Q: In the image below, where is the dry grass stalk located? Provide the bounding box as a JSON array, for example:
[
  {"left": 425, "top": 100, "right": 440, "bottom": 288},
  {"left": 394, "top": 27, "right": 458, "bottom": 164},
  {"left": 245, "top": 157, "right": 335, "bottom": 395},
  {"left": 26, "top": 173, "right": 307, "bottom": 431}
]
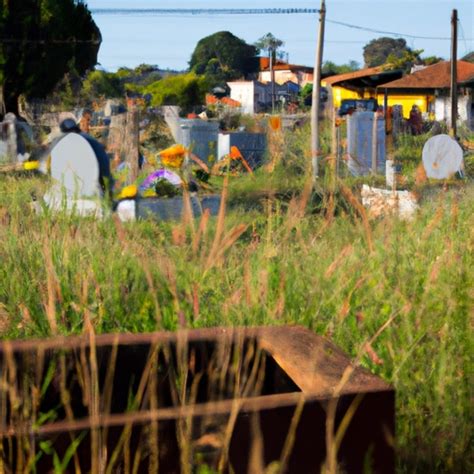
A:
[
  {"left": 41, "top": 240, "right": 59, "bottom": 335},
  {"left": 192, "top": 208, "right": 210, "bottom": 256},
  {"left": 339, "top": 183, "right": 374, "bottom": 253}
]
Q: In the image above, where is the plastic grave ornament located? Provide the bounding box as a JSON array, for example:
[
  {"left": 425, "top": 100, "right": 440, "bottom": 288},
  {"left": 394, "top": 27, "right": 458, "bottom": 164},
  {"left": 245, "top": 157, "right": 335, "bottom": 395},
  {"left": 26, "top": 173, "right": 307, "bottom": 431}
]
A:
[
  {"left": 43, "top": 133, "right": 102, "bottom": 217},
  {"left": 422, "top": 134, "right": 464, "bottom": 179}
]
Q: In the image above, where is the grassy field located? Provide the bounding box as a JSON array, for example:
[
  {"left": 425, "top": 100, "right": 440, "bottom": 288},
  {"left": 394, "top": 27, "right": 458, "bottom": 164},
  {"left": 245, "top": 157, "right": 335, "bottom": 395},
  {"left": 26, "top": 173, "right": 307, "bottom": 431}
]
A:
[
  {"left": 0, "top": 122, "right": 473, "bottom": 472},
  {"left": 0, "top": 172, "right": 472, "bottom": 472}
]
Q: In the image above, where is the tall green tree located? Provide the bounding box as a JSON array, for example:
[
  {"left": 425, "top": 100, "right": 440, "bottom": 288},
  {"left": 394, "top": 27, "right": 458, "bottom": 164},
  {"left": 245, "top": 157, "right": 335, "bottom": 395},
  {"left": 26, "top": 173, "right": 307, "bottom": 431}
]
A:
[
  {"left": 254, "top": 33, "right": 285, "bottom": 112},
  {"left": 363, "top": 37, "right": 412, "bottom": 67},
  {"left": 0, "top": 0, "right": 101, "bottom": 116},
  {"left": 189, "top": 31, "right": 258, "bottom": 86},
  {"left": 254, "top": 32, "right": 284, "bottom": 62}
]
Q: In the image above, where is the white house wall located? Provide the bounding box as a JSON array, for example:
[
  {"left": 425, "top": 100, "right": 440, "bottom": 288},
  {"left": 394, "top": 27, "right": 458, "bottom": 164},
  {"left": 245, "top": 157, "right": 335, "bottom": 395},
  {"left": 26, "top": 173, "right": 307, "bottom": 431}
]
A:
[
  {"left": 435, "top": 94, "right": 472, "bottom": 124},
  {"left": 228, "top": 82, "right": 255, "bottom": 115}
]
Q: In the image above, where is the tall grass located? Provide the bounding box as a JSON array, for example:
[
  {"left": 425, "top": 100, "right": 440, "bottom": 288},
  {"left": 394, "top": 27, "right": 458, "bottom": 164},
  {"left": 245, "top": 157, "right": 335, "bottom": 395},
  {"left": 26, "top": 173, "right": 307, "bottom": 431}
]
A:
[{"left": 0, "top": 172, "right": 472, "bottom": 472}]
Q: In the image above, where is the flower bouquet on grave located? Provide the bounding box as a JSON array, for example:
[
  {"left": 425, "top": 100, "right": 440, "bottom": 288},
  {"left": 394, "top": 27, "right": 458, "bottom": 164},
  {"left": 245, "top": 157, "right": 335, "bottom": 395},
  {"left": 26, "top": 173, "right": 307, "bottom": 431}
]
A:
[
  {"left": 133, "top": 144, "right": 188, "bottom": 198},
  {"left": 211, "top": 146, "right": 253, "bottom": 176}
]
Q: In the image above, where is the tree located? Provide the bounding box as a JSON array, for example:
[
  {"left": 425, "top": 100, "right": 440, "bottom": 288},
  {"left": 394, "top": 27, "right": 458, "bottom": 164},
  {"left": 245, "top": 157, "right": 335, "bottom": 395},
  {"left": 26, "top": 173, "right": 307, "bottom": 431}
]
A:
[
  {"left": 82, "top": 70, "right": 124, "bottom": 99},
  {"left": 422, "top": 56, "right": 444, "bottom": 66},
  {"left": 385, "top": 48, "right": 423, "bottom": 72},
  {"left": 0, "top": 0, "right": 101, "bottom": 115},
  {"left": 255, "top": 33, "right": 285, "bottom": 61},
  {"left": 189, "top": 31, "right": 258, "bottom": 86},
  {"left": 142, "top": 73, "right": 208, "bottom": 114},
  {"left": 255, "top": 33, "right": 285, "bottom": 111},
  {"left": 363, "top": 37, "right": 412, "bottom": 67},
  {"left": 322, "top": 60, "right": 360, "bottom": 76}
]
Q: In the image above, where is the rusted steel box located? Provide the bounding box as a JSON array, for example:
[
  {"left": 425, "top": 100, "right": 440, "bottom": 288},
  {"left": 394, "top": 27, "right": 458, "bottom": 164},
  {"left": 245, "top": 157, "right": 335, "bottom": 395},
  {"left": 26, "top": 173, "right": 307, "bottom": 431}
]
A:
[{"left": 0, "top": 327, "right": 394, "bottom": 473}]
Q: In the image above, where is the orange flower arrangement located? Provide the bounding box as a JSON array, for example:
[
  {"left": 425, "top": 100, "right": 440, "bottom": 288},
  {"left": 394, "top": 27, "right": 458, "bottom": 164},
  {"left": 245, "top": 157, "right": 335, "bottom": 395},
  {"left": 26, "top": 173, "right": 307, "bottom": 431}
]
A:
[
  {"left": 269, "top": 116, "right": 282, "bottom": 131},
  {"left": 159, "top": 144, "right": 187, "bottom": 169}
]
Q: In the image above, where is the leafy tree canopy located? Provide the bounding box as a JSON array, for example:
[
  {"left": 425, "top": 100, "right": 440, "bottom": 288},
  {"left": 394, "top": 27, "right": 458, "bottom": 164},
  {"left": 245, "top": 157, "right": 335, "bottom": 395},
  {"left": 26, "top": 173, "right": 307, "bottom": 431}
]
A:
[
  {"left": 384, "top": 48, "right": 424, "bottom": 72},
  {"left": 0, "top": 0, "right": 101, "bottom": 115},
  {"left": 255, "top": 33, "right": 284, "bottom": 58},
  {"left": 82, "top": 70, "right": 124, "bottom": 99},
  {"left": 363, "top": 37, "right": 412, "bottom": 67},
  {"left": 322, "top": 60, "right": 360, "bottom": 76},
  {"left": 422, "top": 55, "right": 444, "bottom": 66},
  {"left": 142, "top": 73, "right": 208, "bottom": 114},
  {"left": 189, "top": 31, "right": 258, "bottom": 86}
]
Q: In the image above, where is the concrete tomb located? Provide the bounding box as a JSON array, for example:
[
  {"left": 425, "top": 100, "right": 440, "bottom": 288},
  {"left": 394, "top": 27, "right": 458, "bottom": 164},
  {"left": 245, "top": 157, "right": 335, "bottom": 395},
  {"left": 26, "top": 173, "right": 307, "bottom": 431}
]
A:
[{"left": 0, "top": 326, "right": 395, "bottom": 473}]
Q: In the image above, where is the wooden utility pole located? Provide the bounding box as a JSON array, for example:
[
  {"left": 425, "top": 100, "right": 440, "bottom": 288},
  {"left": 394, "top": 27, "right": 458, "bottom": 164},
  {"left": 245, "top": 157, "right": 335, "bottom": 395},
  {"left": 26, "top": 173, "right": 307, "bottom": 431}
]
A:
[
  {"left": 311, "top": 0, "right": 326, "bottom": 180},
  {"left": 124, "top": 104, "right": 140, "bottom": 184},
  {"left": 270, "top": 49, "right": 275, "bottom": 113},
  {"left": 450, "top": 9, "right": 458, "bottom": 138}
]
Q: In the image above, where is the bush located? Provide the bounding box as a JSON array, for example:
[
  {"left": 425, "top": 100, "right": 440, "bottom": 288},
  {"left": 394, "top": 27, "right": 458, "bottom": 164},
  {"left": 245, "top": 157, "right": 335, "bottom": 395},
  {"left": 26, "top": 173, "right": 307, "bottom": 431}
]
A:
[{"left": 142, "top": 73, "right": 209, "bottom": 114}]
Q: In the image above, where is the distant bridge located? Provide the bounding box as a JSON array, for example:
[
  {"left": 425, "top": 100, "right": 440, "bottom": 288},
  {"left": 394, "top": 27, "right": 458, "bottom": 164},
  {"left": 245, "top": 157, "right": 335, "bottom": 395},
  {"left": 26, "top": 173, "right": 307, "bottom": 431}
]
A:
[{"left": 91, "top": 8, "right": 319, "bottom": 16}]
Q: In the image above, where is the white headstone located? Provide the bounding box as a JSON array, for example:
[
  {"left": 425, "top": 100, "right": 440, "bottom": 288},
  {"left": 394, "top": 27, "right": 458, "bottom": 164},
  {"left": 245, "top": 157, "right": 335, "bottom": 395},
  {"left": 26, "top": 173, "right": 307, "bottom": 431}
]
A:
[
  {"left": 50, "top": 133, "right": 100, "bottom": 198},
  {"left": 422, "top": 134, "right": 464, "bottom": 179}
]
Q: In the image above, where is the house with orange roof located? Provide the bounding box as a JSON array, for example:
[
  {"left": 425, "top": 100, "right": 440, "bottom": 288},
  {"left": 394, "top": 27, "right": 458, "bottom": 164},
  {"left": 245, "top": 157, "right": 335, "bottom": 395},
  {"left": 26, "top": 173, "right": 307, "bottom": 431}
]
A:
[
  {"left": 379, "top": 61, "right": 474, "bottom": 126},
  {"left": 258, "top": 57, "right": 314, "bottom": 87},
  {"left": 322, "top": 66, "right": 403, "bottom": 108}
]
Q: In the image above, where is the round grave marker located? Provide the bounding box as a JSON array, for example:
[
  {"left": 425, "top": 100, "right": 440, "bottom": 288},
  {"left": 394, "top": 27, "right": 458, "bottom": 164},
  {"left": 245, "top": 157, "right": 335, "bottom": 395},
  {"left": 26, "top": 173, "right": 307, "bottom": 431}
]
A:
[{"left": 422, "top": 134, "right": 463, "bottom": 179}]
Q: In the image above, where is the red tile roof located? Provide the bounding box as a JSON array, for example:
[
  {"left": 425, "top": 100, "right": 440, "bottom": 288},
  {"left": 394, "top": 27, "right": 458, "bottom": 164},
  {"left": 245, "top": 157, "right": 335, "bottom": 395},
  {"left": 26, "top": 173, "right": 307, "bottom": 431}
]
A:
[
  {"left": 259, "top": 57, "right": 313, "bottom": 73},
  {"left": 381, "top": 61, "right": 474, "bottom": 89},
  {"left": 323, "top": 66, "right": 386, "bottom": 85}
]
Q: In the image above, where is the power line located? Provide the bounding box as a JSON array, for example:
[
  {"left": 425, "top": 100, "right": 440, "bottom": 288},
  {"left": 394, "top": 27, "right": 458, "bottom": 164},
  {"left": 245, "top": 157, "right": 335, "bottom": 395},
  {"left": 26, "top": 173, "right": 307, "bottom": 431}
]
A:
[
  {"left": 458, "top": 21, "right": 472, "bottom": 56},
  {"left": 326, "top": 18, "right": 473, "bottom": 41}
]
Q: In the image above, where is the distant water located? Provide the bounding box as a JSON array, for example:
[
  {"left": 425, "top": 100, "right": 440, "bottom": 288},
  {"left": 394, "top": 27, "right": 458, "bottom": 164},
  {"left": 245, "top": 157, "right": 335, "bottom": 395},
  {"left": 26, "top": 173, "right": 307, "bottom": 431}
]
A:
[{"left": 91, "top": 8, "right": 320, "bottom": 71}]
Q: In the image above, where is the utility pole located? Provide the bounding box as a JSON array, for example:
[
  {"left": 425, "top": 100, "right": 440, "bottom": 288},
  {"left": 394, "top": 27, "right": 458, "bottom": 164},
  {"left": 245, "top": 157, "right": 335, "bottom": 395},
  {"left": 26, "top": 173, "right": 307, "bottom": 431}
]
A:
[
  {"left": 311, "top": 0, "right": 326, "bottom": 180},
  {"left": 270, "top": 48, "right": 275, "bottom": 113},
  {"left": 450, "top": 8, "right": 458, "bottom": 138}
]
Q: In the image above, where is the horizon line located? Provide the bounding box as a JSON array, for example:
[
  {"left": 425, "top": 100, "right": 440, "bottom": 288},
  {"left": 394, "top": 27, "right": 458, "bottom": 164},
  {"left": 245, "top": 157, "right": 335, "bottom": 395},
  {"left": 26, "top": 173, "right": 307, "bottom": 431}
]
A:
[{"left": 90, "top": 8, "right": 319, "bottom": 15}]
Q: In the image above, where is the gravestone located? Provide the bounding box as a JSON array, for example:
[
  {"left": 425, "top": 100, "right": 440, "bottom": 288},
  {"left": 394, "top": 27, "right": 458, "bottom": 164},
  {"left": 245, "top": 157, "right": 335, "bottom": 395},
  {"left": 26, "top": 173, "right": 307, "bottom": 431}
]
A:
[
  {"left": 218, "top": 132, "right": 267, "bottom": 169},
  {"left": 178, "top": 119, "right": 219, "bottom": 164},
  {"left": 43, "top": 133, "right": 102, "bottom": 216},
  {"left": 347, "top": 112, "right": 386, "bottom": 176},
  {"left": 422, "top": 134, "right": 464, "bottom": 179},
  {"left": 0, "top": 114, "right": 17, "bottom": 164}
]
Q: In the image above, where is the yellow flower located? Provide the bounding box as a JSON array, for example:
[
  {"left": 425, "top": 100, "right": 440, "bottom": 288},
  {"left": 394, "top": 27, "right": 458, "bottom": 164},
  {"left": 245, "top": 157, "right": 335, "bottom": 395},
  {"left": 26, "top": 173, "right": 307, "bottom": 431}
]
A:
[
  {"left": 159, "top": 144, "right": 187, "bottom": 169},
  {"left": 23, "top": 161, "right": 39, "bottom": 171},
  {"left": 119, "top": 184, "right": 138, "bottom": 199}
]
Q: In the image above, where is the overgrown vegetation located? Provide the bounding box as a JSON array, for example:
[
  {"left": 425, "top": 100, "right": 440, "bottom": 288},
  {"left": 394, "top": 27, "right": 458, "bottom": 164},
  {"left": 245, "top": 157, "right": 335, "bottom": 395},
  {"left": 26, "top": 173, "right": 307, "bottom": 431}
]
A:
[{"left": 0, "top": 146, "right": 472, "bottom": 471}]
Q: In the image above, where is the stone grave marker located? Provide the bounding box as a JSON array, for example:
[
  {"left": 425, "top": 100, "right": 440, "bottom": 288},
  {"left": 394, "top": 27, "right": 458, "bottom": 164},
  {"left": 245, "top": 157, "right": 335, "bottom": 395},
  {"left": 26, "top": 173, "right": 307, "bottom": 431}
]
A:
[
  {"left": 43, "top": 133, "right": 102, "bottom": 216},
  {"left": 422, "top": 134, "right": 464, "bottom": 179}
]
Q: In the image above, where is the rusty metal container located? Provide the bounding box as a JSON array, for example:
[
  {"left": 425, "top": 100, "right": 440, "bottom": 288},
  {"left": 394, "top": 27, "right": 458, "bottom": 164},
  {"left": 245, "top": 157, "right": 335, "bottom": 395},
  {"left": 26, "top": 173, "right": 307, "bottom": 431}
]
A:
[{"left": 0, "top": 326, "right": 394, "bottom": 473}]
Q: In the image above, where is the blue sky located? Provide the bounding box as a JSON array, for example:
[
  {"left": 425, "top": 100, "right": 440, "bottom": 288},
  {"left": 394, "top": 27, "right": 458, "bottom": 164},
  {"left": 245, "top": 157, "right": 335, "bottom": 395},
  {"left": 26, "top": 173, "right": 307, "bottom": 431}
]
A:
[{"left": 86, "top": 1, "right": 473, "bottom": 71}]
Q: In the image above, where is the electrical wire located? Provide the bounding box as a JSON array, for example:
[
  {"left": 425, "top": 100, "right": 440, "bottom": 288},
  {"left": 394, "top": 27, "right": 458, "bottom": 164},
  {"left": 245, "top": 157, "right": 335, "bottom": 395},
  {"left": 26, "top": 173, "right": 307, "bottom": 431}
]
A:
[
  {"left": 326, "top": 18, "right": 471, "bottom": 41},
  {"left": 458, "top": 21, "right": 472, "bottom": 57},
  {"left": 0, "top": 12, "right": 471, "bottom": 45}
]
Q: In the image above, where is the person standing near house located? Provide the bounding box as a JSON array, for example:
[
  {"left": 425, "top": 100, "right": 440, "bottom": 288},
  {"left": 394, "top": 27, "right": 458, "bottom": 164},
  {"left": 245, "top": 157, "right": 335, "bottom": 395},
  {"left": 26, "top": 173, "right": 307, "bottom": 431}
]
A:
[{"left": 409, "top": 105, "right": 423, "bottom": 135}]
